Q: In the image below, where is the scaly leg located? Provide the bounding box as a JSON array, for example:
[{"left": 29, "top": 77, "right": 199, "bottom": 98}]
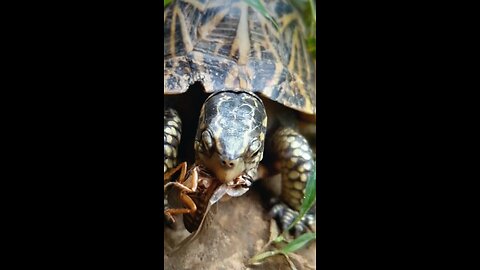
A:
[
  {"left": 164, "top": 108, "right": 182, "bottom": 223},
  {"left": 267, "top": 127, "right": 316, "bottom": 236},
  {"left": 164, "top": 108, "right": 182, "bottom": 174}
]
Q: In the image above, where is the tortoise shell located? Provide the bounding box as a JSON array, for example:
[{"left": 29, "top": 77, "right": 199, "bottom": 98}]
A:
[{"left": 164, "top": 0, "right": 316, "bottom": 115}]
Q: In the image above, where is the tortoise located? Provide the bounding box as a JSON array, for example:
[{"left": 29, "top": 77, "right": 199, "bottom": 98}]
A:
[{"left": 164, "top": 0, "right": 316, "bottom": 235}]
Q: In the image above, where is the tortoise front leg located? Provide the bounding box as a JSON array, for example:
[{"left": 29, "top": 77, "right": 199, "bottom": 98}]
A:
[
  {"left": 164, "top": 108, "right": 182, "bottom": 219},
  {"left": 164, "top": 108, "right": 182, "bottom": 174},
  {"left": 267, "top": 127, "right": 316, "bottom": 236}
]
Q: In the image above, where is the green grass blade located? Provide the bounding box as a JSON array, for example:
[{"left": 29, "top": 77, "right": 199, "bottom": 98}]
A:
[
  {"left": 243, "top": 0, "right": 279, "bottom": 30},
  {"left": 273, "top": 235, "right": 285, "bottom": 243},
  {"left": 248, "top": 250, "right": 281, "bottom": 265},
  {"left": 306, "top": 37, "right": 316, "bottom": 58},
  {"left": 300, "top": 165, "right": 316, "bottom": 216},
  {"left": 286, "top": 165, "right": 316, "bottom": 232},
  {"left": 308, "top": 0, "right": 316, "bottom": 23},
  {"left": 164, "top": 0, "right": 172, "bottom": 8},
  {"left": 281, "top": 232, "right": 316, "bottom": 253}
]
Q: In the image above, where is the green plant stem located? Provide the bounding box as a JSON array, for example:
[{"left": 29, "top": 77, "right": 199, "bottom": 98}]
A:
[
  {"left": 309, "top": 0, "right": 316, "bottom": 23},
  {"left": 248, "top": 250, "right": 280, "bottom": 265}
]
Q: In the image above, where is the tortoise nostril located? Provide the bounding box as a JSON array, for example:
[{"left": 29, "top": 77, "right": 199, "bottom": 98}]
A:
[{"left": 220, "top": 158, "right": 236, "bottom": 168}]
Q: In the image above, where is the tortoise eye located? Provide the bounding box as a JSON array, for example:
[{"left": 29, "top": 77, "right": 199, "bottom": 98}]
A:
[
  {"left": 248, "top": 139, "right": 261, "bottom": 157},
  {"left": 202, "top": 130, "right": 213, "bottom": 151}
]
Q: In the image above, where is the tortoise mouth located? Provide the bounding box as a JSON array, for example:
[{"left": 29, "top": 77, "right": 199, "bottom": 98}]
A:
[
  {"left": 212, "top": 162, "right": 245, "bottom": 183},
  {"left": 210, "top": 175, "right": 252, "bottom": 205},
  {"left": 198, "top": 152, "right": 245, "bottom": 183}
]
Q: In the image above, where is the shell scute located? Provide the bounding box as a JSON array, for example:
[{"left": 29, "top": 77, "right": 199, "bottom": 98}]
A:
[{"left": 164, "top": 0, "right": 316, "bottom": 115}]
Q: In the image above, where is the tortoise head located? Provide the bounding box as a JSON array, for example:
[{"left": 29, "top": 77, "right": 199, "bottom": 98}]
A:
[{"left": 194, "top": 91, "right": 267, "bottom": 184}]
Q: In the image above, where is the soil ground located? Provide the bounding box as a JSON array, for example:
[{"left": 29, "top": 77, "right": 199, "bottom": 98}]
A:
[{"left": 164, "top": 186, "right": 316, "bottom": 270}]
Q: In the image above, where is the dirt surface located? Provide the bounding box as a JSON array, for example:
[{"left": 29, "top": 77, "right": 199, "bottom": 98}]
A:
[{"left": 164, "top": 187, "right": 316, "bottom": 270}]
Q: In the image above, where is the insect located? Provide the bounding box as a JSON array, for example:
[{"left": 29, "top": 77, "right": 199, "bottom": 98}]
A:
[{"left": 164, "top": 162, "right": 251, "bottom": 233}]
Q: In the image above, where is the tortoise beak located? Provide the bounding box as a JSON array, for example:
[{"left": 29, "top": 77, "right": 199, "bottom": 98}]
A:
[{"left": 200, "top": 153, "right": 245, "bottom": 183}]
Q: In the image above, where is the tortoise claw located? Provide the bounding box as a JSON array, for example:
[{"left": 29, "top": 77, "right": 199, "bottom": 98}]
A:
[{"left": 269, "top": 201, "right": 316, "bottom": 236}]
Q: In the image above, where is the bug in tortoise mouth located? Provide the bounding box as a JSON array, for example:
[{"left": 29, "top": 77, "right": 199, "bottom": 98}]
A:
[
  {"left": 164, "top": 161, "right": 251, "bottom": 233},
  {"left": 164, "top": 161, "right": 256, "bottom": 252},
  {"left": 164, "top": 0, "right": 316, "bottom": 238}
]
